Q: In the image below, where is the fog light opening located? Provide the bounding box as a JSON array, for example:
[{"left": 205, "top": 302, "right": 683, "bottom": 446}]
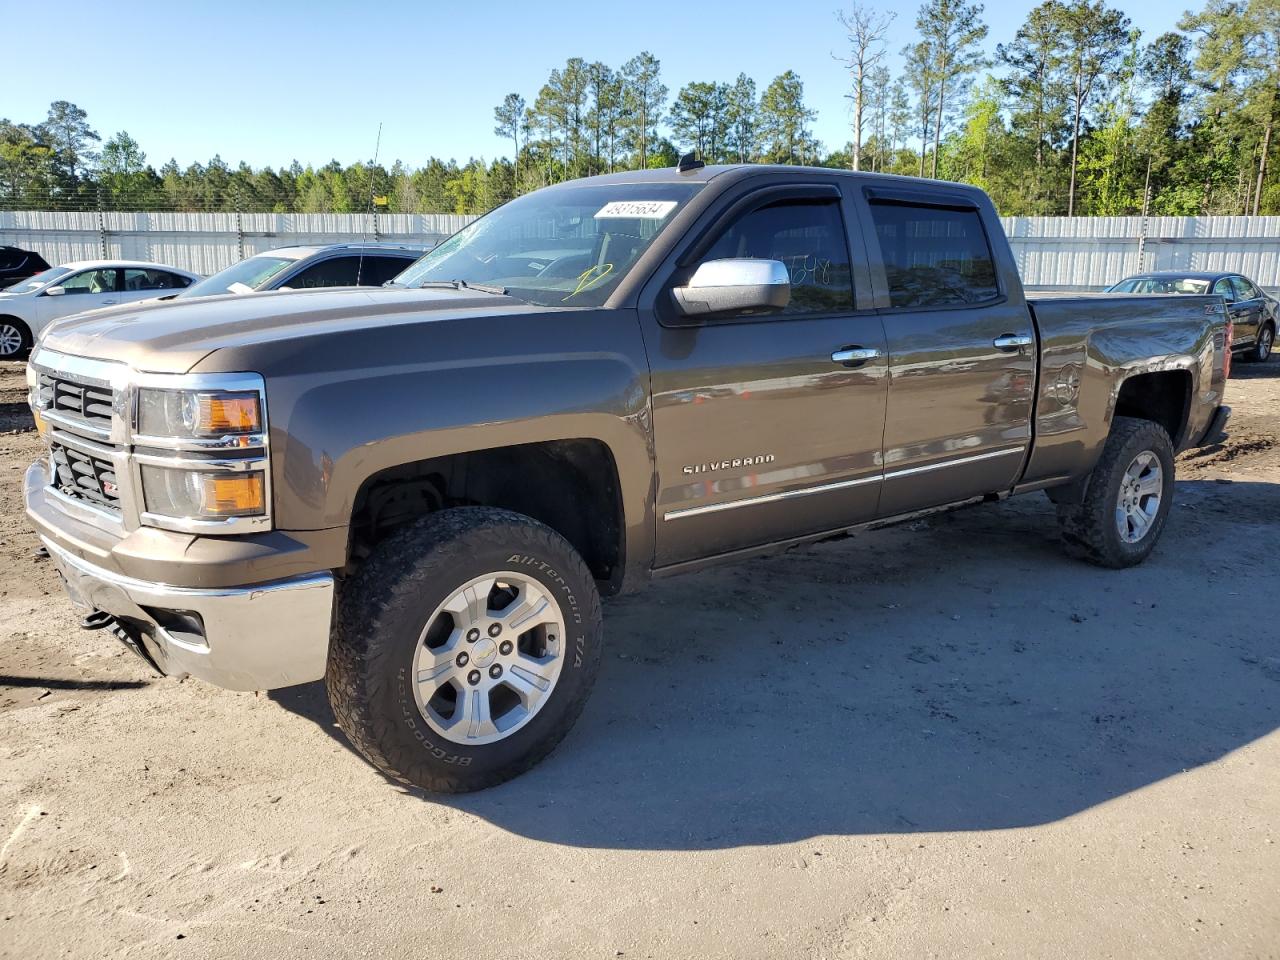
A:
[{"left": 140, "top": 606, "right": 208, "bottom": 648}]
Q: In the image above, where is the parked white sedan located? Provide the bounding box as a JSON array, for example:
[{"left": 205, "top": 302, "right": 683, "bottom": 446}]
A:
[{"left": 0, "top": 260, "right": 200, "bottom": 358}]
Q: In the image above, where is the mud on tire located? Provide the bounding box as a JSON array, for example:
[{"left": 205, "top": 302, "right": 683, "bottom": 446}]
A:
[{"left": 326, "top": 507, "right": 603, "bottom": 793}]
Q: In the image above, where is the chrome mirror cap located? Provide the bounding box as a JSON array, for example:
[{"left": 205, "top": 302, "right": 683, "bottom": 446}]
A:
[{"left": 673, "top": 258, "right": 791, "bottom": 317}]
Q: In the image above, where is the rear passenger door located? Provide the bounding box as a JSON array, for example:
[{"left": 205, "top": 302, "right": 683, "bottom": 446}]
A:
[
  {"left": 640, "top": 179, "right": 888, "bottom": 567},
  {"left": 860, "top": 188, "right": 1035, "bottom": 518},
  {"left": 1228, "top": 276, "right": 1264, "bottom": 345}
]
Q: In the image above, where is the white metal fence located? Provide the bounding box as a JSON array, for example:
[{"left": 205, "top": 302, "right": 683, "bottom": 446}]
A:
[
  {"left": 4, "top": 211, "right": 1280, "bottom": 290},
  {"left": 1001, "top": 215, "right": 1280, "bottom": 290},
  {"left": 0, "top": 211, "right": 474, "bottom": 277}
]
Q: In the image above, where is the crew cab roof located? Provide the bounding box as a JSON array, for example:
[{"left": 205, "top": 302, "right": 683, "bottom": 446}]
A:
[{"left": 550, "top": 164, "right": 991, "bottom": 199}]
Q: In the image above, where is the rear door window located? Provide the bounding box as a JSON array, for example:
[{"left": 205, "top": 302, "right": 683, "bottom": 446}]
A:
[
  {"left": 358, "top": 255, "right": 416, "bottom": 287},
  {"left": 869, "top": 201, "right": 998, "bottom": 308},
  {"left": 282, "top": 256, "right": 362, "bottom": 289},
  {"left": 123, "top": 268, "right": 188, "bottom": 291},
  {"left": 1231, "top": 277, "right": 1261, "bottom": 302}
]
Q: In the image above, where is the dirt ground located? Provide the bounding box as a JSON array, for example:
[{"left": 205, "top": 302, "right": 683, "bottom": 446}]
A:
[{"left": 0, "top": 358, "right": 1277, "bottom": 960}]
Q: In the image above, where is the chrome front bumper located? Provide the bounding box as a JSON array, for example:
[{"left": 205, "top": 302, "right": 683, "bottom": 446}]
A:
[{"left": 42, "top": 536, "right": 334, "bottom": 692}]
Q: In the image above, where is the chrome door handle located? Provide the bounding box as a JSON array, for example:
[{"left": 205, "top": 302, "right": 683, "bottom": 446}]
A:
[
  {"left": 993, "top": 334, "right": 1033, "bottom": 351},
  {"left": 831, "top": 347, "right": 881, "bottom": 366},
  {"left": 101, "top": 299, "right": 117, "bottom": 305}
]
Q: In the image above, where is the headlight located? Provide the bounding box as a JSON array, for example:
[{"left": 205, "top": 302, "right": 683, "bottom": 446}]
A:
[
  {"left": 137, "top": 388, "right": 262, "bottom": 441},
  {"left": 140, "top": 466, "right": 266, "bottom": 519},
  {"left": 131, "top": 374, "right": 270, "bottom": 531}
]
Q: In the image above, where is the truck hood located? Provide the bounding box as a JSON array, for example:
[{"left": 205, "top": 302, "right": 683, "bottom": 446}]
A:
[{"left": 38, "top": 287, "right": 545, "bottom": 373}]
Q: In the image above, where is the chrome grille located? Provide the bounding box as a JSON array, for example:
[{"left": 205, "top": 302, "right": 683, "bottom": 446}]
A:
[
  {"left": 50, "top": 440, "right": 121, "bottom": 513},
  {"left": 36, "top": 372, "right": 114, "bottom": 426}
]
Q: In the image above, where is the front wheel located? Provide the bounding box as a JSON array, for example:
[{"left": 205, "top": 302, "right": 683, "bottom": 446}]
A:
[
  {"left": 0, "top": 317, "right": 31, "bottom": 360},
  {"left": 327, "top": 507, "right": 603, "bottom": 793},
  {"left": 1055, "top": 416, "right": 1175, "bottom": 568}
]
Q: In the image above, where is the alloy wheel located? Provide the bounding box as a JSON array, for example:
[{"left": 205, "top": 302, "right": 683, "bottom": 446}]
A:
[
  {"left": 411, "top": 572, "right": 567, "bottom": 745},
  {"left": 1115, "top": 451, "right": 1163, "bottom": 543}
]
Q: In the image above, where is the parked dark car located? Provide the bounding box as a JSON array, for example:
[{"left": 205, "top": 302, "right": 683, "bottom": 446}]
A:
[
  {"left": 169, "top": 243, "right": 427, "bottom": 300},
  {"left": 1107, "top": 271, "right": 1276, "bottom": 363},
  {"left": 0, "top": 246, "right": 51, "bottom": 290}
]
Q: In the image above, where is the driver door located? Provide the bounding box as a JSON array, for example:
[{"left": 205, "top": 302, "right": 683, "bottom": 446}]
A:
[
  {"left": 37, "top": 267, "right": 121, "bottom": 327},
  {"left": 639, "top": 180, "right": 888, "bottom": 567}
]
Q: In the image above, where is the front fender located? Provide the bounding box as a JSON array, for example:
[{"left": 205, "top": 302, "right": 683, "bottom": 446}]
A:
[{"left": 193, "top": 307, "right": 656, "bottom": 578}]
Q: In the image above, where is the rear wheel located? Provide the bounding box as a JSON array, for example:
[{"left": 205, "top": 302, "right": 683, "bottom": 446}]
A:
[
  {"left": 1055, "top": 416, "right": 1175, "bottom": 568},
  {"left": 1244, "top": 323, "right": 1274, "bottom": 363},
  {"left": 0, "top": 317, "right": 31, "bottom": 359},
  {"left": 327, "top": 507, "right": 603, "bottom": 793}
]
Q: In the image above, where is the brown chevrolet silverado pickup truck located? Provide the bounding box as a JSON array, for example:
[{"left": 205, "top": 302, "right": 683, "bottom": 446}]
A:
[{"left": 24, "top": 164, "right": 1231, "bottom": 792}]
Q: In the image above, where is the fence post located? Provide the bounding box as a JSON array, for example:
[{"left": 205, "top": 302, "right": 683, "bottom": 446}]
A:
[
  {"left": 1135, "top": 182, "right": 1152, "bottom": 274},
  {"left": 96, "top": 186, "right": 107, "bottom": 259},
  {"left": 235, "top": 210, "right": 244, "bottom": 262}
]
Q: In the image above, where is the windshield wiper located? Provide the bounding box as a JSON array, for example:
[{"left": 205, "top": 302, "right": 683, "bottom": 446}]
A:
[{"left": 415, "top": 279, "right": 508, "bottom": 296}]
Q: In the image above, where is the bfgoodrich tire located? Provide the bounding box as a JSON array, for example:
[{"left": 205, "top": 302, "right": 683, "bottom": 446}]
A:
[
  {"left": 327, "top": 507, "right": 603, "bottom": 793},
  {"left": 1055, "top": 416, "right": 1176, "bottom": 569}
]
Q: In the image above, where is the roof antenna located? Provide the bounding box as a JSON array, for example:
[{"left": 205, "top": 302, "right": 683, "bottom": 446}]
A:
[
  {"left": 677, "top": 151, "right": 705, "bottom": 173},
  {"left": 357, "top": 122, "right": 383, "bottom": 287}
]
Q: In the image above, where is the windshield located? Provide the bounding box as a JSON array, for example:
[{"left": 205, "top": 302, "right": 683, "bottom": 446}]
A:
[
  {"left": 5, "top": 266, "right": 70, "bottom": 294},
  {"left": 393, "top": 183, "right": 702, "bottom": 307},
  {"left": 177, "top": 255, "right": 296, "bottom": 299},
  {"left": 1108, "top": 276, "right": 1212, "bottom": 295}
]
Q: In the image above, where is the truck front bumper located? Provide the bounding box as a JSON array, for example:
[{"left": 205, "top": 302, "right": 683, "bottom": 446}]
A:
[
  {"left": 27, "top": 459, "right": 335, "bottom": 692},
  {"left": 42, "top": 536, "right": 333, "bottom": 691}
]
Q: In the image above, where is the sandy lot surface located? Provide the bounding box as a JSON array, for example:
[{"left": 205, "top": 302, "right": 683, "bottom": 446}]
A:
[{"left": 1, "top": 358, "right": 1277, "bottom": 960}]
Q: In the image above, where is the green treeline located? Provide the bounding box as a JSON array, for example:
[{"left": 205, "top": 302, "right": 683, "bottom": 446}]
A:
[{"left": 3, "top": 0, "right": 1278, "bottom": 217}]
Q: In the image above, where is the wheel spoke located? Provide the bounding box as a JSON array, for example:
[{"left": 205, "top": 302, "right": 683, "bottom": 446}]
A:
[
  {"left": 505, "top": 660, "right": 555, "bottom": 707},
  {"left": 500, "top": 582, "right": 557, "bottom": 633},
  {"left": 416, "top": 657, "right": 455, "bottom": 688},
  {"left": 1128, "top": 505, "right": 1150, "bottom": 537},
  {"left": 453, "top": 685, "right": 497, "bottom": 740},
  {"left": 443, "top": 577, "right": 496, "bottom": 628},
  {"left": 1136, "top": 473, "right": 1162, "bottom": 498}
]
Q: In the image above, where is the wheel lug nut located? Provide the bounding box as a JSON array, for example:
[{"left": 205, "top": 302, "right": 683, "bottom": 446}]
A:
[
  {"left": 456, "top": 652, "right": 469, "bottom": 667},
  {"left": 499, "top": 640, "right": 513, "bottom": 655},
  {"left": 489, "top": 664, "right": 502, "bottom": 679},
  {"left": 466, "top": 628, "right": 480, "bottom": 642},
  {"left": 467, "top": 669, "right": 481, "bottom": 685},
  {"left": 488, "top": 623, "right": 502, "bottom": 637}
]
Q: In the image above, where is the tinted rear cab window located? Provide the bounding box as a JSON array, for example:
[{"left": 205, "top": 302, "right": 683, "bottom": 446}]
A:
[{"left": 869, "top": 201, "right": 998, "bottom": 308}]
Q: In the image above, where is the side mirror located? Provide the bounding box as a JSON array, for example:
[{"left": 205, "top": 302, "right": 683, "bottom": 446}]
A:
[
  {"left": 43, "top": 285, "right": 65, "bottom": 297},
  {"left": 672, "top": 258, "right": 790, "bottom": 317}
]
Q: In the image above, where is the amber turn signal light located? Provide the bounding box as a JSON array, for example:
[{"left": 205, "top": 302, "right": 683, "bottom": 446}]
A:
[
  {"left": 202, "top": 473, "right": 265, "bottom": 515},
  {"left": 197, "top": 394, "right": 261, "bottom": 435}
]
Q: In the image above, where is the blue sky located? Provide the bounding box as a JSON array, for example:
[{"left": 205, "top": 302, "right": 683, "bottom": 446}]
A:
[{"left": 7, "top": 0, "right": 1176, "bottom": 169}]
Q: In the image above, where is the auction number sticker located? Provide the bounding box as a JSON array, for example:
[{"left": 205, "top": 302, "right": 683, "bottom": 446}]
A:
[{"left": 594, "top": 200, "right": 678, "bottom": 219}]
